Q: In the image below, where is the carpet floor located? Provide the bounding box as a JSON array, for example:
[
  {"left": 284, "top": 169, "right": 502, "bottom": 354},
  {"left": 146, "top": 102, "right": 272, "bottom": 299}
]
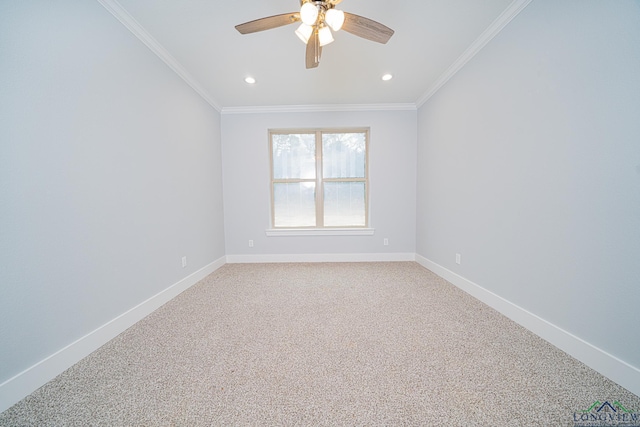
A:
[{"left": 1, "top": 262, "right": 638, "bottom": 426}]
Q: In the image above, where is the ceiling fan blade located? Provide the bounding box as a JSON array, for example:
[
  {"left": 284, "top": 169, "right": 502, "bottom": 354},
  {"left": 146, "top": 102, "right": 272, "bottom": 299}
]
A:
[
  {"left": 305, "top": 30, "right": 322, "bottom": 69},
  {"left": 235, "top": 13, "right": 300, "bottom": 34},
  {"left": 342, "top": 12, "right": 394, "bottom": 44}
]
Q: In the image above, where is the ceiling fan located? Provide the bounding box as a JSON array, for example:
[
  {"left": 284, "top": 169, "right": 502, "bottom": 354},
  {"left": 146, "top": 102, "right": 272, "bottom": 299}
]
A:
[{"left": 235, "top": 0, "right": 394, "bottom": 69}]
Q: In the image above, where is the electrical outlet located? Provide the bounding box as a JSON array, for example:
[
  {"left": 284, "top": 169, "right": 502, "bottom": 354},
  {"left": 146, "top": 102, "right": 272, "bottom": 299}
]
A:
[
  {"left": 249, "top": 240, "right": 254, "bottom": 248},
  {"left": 455, "top": 253, "right": 461, "bottom": 265},
  {"left": 383, "top": 238, "right": 389, "bottom": 246},
  {"left": 182, "top": 256, "right": 187, "bottom": 268}
]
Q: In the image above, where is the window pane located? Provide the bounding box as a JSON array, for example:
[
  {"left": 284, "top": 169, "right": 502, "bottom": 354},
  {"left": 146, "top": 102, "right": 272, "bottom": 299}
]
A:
[
  {"left": 324, "top": 182, "right": 366, "bottom": 226},
  {"left": 272, "top": 134, "right": 316, "bottom": 179},
  {"left": 322, "top": 132, "right": 366, "bottom": 178},
  {"left": 273, "top": 183, "right": 316, "bottom": 227}
]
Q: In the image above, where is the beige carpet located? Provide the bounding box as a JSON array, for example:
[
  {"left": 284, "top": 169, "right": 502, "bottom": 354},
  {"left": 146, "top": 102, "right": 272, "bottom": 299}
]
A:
[{"left": 1, "top": 262, "right": 639, "bottom": 426}]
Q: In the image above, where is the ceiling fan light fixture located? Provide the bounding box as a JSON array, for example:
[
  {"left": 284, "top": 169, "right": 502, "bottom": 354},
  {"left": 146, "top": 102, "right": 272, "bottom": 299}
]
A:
[
  {"left": 318, "top": 26, "right": 334, "bottom": 46},
  {"left": 325, "top": 9, "right": 345, "bottom": 32},
  {"left": 295, "top": 23, "right": 313, "bottom": 44},
  {"left": 300, "top": 2, "right": 319, "bottom": 26}
]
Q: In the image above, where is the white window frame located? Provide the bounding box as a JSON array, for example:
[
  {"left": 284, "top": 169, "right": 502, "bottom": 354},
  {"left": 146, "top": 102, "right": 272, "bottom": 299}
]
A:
[{"left": 267, "top": 128, "right": 374, "bottom": 236}]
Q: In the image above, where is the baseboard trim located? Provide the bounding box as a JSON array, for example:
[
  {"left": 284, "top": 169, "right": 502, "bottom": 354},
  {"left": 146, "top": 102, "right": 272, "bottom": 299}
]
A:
[
  {"left": 415, "top": 254, "right": 640, "bottom": 397},
  {"left": 226, "top": 253, "right": 416, "bottom": 263},
  {"left": 0, "top": 256, "right": 226, "bottom": 413}
]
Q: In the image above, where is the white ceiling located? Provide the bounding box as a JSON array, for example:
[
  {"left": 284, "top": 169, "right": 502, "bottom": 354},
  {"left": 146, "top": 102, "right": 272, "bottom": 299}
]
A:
[{"left": 108, "top": 0, "right": 520, "bottom": 110}]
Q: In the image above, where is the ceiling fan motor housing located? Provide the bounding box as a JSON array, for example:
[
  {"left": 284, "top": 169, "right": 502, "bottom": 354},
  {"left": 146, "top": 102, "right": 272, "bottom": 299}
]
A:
[{"left": 301, "top": 0, "right": 337, "bottom": 12}]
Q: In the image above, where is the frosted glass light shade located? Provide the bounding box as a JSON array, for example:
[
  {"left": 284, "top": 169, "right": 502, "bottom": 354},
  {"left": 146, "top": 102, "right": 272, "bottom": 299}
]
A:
[
  {"left": 295, "top": 23, "right": 313, "bottom": 44},
  {"left": 300, "top": 2, "right": 319, "bottom": 26},
  {"left": 318, "top": 26, "right": 334, "bottom": 46},
  {"left": 325, "top": 9, "right": 345, "bottom": 31}
]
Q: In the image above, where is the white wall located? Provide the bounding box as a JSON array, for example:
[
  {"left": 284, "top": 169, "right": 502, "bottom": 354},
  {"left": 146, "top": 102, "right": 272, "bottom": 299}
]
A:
[
  {"left": 416, "top": 0, "right": 640, "bottom": 393},
  {"left": 221, "top": 110, "right": 417, "bottom": 260},
  {"left": 0, "top": 0, "right": 225, "bottom": 405}
]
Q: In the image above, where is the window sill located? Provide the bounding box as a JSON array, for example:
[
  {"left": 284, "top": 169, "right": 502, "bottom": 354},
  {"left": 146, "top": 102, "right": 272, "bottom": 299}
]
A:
[{"left": 265, "top": 228, "right": 375, "bottom": 237}]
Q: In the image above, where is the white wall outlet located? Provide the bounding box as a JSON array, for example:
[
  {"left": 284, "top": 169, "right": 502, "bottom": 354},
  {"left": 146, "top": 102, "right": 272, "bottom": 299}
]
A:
[
  {"left": 248, "top": 240, "right": 254, "bottom": 248},
  {"left": 182, "top": 256, "right": 187, "bottom": 268},
  {"left": 456, "top": 253, "right": 461, "bottom": 265},
  {"left": 383, "top": 238, "right": 389, "bottom": 246}
]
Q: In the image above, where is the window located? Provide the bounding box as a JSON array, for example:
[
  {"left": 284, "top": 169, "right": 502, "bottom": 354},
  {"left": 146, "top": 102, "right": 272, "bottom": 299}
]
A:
[{"left": 270, "top": 129, "right": 369, "bottom": 229}]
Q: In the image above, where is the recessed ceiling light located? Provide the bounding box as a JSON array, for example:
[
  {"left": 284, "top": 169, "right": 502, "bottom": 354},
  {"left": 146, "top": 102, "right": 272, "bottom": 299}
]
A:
[
  {"left": 382, "top": 73, "right": 393, "bottom": 81},
  {"left": 244, "top": 76, "right": 256, "bottom": 84}
]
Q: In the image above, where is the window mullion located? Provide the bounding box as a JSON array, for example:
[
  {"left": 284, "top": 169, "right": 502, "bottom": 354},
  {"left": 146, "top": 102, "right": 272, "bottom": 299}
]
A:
[
  {"left": 315, "top": 131, "right": 324, "bottom": 227},
  {"left": 323, "top": 178, "right": 365, "bottom": 183},
  {"left": 273, "top": 179, "right": 316, "bottom": 183}
]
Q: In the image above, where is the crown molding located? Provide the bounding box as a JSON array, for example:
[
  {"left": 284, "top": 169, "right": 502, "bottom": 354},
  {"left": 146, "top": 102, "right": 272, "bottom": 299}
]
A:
[
  {"left": 416, "top": 0, "right": 533, "bottom": 108},
  {"left": 220, "top": 103, "right": 417, "bottom": 115},
  {"left": 96, "top": 0, "right": 222, "bottom": 112}
]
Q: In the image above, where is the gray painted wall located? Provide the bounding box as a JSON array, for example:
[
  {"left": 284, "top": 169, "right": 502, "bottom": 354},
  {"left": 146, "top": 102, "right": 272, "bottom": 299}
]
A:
[
  {"left": 0, "top": 0, "right": 225, "bottom": 384},
  {"left": 416, "top": 0, "right": 640, "bottom": 370},
  {"left": 221, "top": 110, "right": 417, "bottom": 257}
]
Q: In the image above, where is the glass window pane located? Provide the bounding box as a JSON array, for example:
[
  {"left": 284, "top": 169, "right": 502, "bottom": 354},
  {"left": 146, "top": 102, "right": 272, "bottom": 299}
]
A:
[
  {"left": 273, "top": 183, "right": 316, "bottom": 227},
  {"left": 322, "top": 132, "right": 366, "bottom": 179},
  {"left": 324, "top": 182, "right": 366, "bottom": 227},
  {"left": 272, "top": 134, "right": 316, "bottom": 179}
]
